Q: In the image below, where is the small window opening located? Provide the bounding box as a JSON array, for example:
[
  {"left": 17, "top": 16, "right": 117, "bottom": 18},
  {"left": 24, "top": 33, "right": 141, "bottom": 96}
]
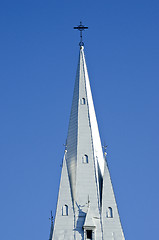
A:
[
  {"left": 81, "top": 98, "right": 86, "bottom": 105},
  {"left": 107, "top": 207, "right": 113, "bottom": 218},
  {"left": 86, "top": 230, "right": 92, "bottom": 239},
  {"left": 83, "top": 154, "right": 88, "bottom": 163},
  {"left": 62, "top": 205, "right": 68, "bottom": 216}
]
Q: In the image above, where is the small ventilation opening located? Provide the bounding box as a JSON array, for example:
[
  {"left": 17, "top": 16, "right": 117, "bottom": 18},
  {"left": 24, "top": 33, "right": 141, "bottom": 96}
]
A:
[
  {"left": 81, "top": 98, "right": 86, "bottom": 105},
  {"left": 86, "top": 230, "right": 92, "bottom": 239},
  {"left": 83, "top": 154, "right": 88, "bottom": 163},
  {"left": 62, "top": 205, "right": 68, "bottom": 216},
  {"left": 107, "top": 207, "right": 113, "bottom": 218}
]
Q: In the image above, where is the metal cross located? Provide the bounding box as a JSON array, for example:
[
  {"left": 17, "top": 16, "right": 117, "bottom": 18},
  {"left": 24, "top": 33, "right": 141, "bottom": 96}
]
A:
[
  {"left": 103, "top": 143, "right": 108, "bottom": 158},
  {"left": 49, "top": 211, "right": 54, "bottom": 224},
  {"left": 74, "top": 21, "right": 88, "bottom": 46},
  {"left": 87, "top": 195, "right": 90, "bottom": 208},
  {"left": 63, "top": 140, "right": 67, "bottom": 153},
  {"left": 63, "top": 144, "right": 67, "bottom": 151}
]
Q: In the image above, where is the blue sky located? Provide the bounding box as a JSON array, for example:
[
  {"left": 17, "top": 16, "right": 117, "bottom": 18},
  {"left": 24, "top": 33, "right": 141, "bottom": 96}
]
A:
[{"left": 0, "top": 0, "right": 159, "bottom": 239}]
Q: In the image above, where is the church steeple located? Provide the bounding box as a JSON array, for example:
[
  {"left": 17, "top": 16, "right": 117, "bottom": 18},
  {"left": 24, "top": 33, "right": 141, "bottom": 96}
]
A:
[
  {"left": 66, "top": 45, "right": 104, "bottom": 204},
  {"left": 52, "top": 26, "right": 125, "bottom": 239}
]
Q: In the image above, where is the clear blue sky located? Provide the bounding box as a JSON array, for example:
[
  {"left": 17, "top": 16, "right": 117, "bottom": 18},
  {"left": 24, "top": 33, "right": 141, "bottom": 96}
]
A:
[{"left": 0, "top": 0, "right": 159, "bottom": 239}]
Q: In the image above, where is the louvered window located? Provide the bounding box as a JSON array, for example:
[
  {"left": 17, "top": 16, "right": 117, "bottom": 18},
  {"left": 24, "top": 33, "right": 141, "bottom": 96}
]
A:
[{"left": 86, "top": 230, "right": 92, "bottom": 239}]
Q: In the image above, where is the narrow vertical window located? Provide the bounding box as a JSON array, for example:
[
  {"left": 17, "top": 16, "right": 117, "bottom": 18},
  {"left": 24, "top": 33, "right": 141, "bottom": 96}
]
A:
[
  {"left": 86, "top": 230, "right": 92, "bottom": 239},
  {"left": 83, "top": 154, "right": 88, "bottom": 163},
  {"left": 107, "top": 207, "right": 113, "bottom": 218},
  {"left": 81, "top": 98, "right": 86, "bottom": 105},
  {"left": 62, "top": 204, "right": 68, "bottom": 216}
]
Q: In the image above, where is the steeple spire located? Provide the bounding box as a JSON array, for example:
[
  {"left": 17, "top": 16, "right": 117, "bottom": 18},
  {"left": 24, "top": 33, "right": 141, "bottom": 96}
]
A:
[{"left": 52, "top": 27, "right": 125, "bottom": 239}]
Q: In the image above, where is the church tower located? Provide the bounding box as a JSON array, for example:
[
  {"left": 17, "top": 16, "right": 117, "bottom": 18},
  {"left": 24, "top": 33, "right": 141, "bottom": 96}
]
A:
[{"left": 51, "top": 23, "right": 125, "bottom": 240}]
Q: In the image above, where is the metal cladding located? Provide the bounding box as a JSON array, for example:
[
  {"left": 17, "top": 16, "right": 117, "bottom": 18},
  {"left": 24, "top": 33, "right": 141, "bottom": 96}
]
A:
[{"left": 52, "top": 46, "right": 125, "bottom": 240}]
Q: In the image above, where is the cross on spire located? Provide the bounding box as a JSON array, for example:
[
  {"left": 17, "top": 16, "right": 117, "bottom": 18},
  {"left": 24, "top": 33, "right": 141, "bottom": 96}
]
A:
[
  {"left": 103, "top": 143, "right": 108, "bottom": 159},
  {"left": 49, "top": 210, "right": 54, "bottom": 224},
  {"left": 74, "top": 21, "right": 88, "bottom": 46},
  {"left": 87, "top": 195, "right": 90, "bottom": 208},
  {"left": 49, "top": 211, "right": 54, "bottom": 240}
]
